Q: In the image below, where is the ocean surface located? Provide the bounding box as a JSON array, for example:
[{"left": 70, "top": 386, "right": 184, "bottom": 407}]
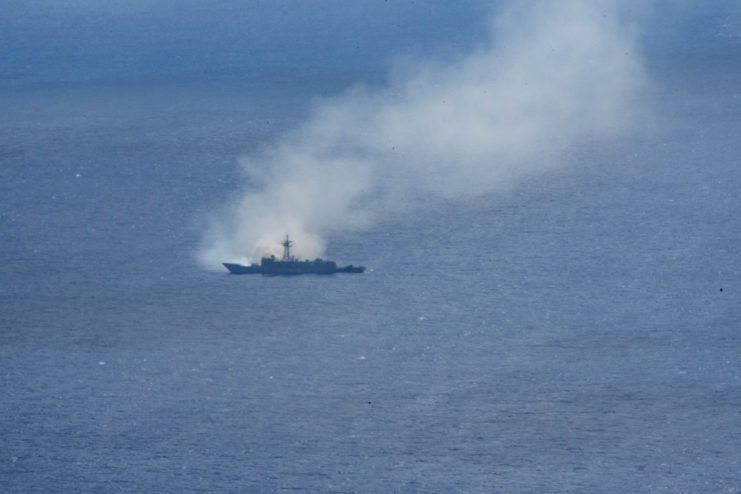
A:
[{"left": 2, "top": 5, "right": 741, "bottom": 493}]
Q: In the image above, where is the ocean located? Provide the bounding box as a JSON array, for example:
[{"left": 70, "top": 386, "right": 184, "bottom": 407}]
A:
[{"left": 2, "top": 2, "right": 740, "bottom": 492}]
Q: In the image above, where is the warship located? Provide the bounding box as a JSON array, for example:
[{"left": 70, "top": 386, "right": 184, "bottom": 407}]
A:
[{"left": 223, "top": 236, "right": 365, "bottom": 275}]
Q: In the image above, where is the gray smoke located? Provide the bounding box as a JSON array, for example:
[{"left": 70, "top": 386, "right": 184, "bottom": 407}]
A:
[{"left": 199, "top": 0, "right": 649, "bottom": 267}]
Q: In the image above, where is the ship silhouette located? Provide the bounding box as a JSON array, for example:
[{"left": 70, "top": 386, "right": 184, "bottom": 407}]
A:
[{"left": 223, "top": 236, "right": 365, "bottom": 275}]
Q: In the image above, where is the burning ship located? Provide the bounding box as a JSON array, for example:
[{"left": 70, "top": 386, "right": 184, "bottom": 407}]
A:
[{"left": 223, "top": 236, "right": 365, "bottom": 275}]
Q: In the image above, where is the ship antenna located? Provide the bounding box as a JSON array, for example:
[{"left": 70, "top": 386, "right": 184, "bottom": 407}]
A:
[{"left": 281, "top": 235, "right": 294, "bottom": 261}]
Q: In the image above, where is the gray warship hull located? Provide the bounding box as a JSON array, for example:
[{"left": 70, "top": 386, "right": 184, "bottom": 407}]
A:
[{"left": 223, "top": 260, "right": 365, "bottom": 275}]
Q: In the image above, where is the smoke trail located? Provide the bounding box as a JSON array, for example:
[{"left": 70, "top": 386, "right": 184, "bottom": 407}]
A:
[{"left": 199, "top": 0, "right": 649, "bottom": 266}]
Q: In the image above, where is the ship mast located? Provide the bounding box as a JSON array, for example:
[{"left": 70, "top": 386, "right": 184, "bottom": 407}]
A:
[{"left": 281, "top": 235, "right": 294, "bottom": 261}]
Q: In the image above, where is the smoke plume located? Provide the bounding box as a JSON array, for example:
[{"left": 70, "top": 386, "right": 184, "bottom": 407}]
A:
[{"left": 199, "top": 0, "right": 649, "bottom": 266}]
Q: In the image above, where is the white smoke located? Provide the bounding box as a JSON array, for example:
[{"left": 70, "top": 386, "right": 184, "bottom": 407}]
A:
[{"left": 199, "top": 0, "right": 649, "bottom": 267}]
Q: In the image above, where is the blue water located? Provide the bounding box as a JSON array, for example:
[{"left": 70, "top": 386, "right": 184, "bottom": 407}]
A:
[{"left": 2, "top": 4, "right": 741, "bottom": 493}]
